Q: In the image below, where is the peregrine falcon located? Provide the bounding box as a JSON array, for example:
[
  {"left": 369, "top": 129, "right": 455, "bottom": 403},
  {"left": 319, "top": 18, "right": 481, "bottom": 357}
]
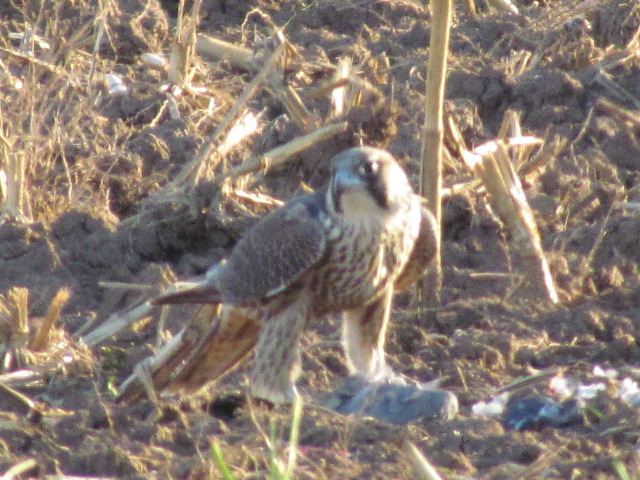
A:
[{"left": 150, "top": 147, "right": 436, "bottom": 404}]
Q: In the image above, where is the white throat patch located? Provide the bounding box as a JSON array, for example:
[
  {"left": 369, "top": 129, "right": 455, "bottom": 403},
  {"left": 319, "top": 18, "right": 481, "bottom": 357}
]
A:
[{"left": 338, "top": 188, "right": 388, "bottom": 225}]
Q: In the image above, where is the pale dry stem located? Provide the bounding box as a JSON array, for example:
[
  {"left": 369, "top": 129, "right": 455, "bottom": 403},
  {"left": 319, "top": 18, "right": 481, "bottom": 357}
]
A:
[
  {"left": 0, "top": 288, "right": 31, "bottom": 371},
  {"left": 81, "top": 301, "right": 156, "bottom": 347},
  {"left": 0, "top": 382, "right": 39, "bottom": 417},
  {"left": 168, "top": 0, "right": 203, "bottom": 85},
  {"left": 486, "top": 0, "right": 519, "bottom": 14},
  {"left": 596, "top": 97, "right": 640, "bottom": 126},
  {"left": 30, "top": 287, "right": 71, "bottom": 351},
  {"left": 0, "top": 458, "right": 38, "bottom": 480},
  {"left": 167, "top": 41, "right": 286, "bottom": 190},
  {"left": 419, "top": 0, "right": 452, "bottom": 308},
  {"left": 0, "top": 129, "right": 28, "bottom": 223},
  {"left": 403, "top": 441, "right": 444, "bottom": 480},
  {"left": 220, "top": 121, "right": 349, "bottom": 181},
  {"left": 461, "top": 139, "right": 559, "bottom": 303},
  {"left": 196, "top": 34, "right": 259, "bottom": 71}
]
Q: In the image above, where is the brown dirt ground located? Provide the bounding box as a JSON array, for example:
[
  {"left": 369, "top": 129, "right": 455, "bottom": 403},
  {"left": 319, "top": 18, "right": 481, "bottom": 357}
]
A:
[{"left": 2, "top": 0, "right": 640, "bottom": 478}]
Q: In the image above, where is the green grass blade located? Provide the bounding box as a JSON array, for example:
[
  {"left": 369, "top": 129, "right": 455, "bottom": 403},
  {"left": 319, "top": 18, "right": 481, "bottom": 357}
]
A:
[
  {"left": 285, "top": 395, "right": 304, "bottom": 480},
  {"left": 269, "top": 417, "right": 285, "bottom": 480},
  {"left": 612, "top": 460, "right": 631, "bottom": 480},
  {"left": 211, "top": 441, "right": 235, "bottom": 480}
]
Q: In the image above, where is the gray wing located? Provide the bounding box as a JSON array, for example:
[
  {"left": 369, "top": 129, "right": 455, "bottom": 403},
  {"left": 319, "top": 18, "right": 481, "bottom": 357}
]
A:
[
  {"left": 215, "top": 191, "right": 328, "bottom": 305},
  {"left": 394, "top": 197, "right": 437, "bottom": 292}
]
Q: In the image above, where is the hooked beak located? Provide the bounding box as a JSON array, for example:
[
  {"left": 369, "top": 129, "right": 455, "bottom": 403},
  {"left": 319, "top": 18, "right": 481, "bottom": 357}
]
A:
[{"left": 331, "top": 169, "right": 366, "bottom": 208}]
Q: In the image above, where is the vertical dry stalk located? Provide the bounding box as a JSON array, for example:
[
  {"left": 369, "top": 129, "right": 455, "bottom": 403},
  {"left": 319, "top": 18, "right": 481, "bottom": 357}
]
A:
[
  {"left": 0, "top": 131, "right": 28, "bottom": 222},
  {"left": 0, "top": 288, "right": 30, "bottom": 370},
  {"left": 10, "top": 288, "right": 29, "bottom": 348},
  {"left": 87, "top": 12, "right": 105, "bottom": 87},
  {"left": 30, "top": 287, "right": 71, "bottom": 351},
  {"left": 168, "top": 0, "right": 203, "bottom": 85},
  {"left": 420, "top": 0, "right": 452, "bottom": 308},
  {"left": 462, "top": 143, "right": 559, "bottom": 303}
]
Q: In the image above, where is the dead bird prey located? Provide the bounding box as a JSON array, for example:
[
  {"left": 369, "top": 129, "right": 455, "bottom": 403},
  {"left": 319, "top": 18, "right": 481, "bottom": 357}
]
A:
[{"left": 151, "top": 146, "right": 437, "bottom": 404}]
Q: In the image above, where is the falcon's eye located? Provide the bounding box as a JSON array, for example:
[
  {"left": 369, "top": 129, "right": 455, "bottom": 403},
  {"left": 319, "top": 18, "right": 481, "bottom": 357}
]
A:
[{"left": 358, "top": 161, "right": 379, "bottom": 177}]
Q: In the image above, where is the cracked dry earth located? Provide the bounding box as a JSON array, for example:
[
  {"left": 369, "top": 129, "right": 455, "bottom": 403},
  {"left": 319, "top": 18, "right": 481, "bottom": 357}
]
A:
[{"left": 2, "top": 0, "right": 640, "bottom": 478}]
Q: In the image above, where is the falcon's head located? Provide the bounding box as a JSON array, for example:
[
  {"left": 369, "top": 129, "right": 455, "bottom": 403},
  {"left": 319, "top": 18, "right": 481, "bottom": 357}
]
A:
[{"left": 329, "top": 147, "right": 414, "bottom": 217}]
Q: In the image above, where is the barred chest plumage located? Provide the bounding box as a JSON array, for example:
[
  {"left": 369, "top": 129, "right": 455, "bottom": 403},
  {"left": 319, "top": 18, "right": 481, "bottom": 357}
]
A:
[{"left": 309, "top": 195, "right": 421, "bottom": 315}]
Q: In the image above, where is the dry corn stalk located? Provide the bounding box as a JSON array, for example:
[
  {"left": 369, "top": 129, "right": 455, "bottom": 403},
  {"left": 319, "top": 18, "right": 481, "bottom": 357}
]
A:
[
  {"left": 404, "top": 441, "right": 444, "bottom": 480},
  {"left": 0, "top": 288, "right": 31, "bottom": 370},
  {"left": 461, "top": 139, "right": 559, "bottom": 303},
  {"left": 0, "top": 131, "right": 29, "bottom": 223},
  {"left": 196, "top": 34, "right": 259, "bottom": 71},
  {"left": 220, "top": 121, "right": 349, "bottom": 181},
  {"left": 420, "top": 0, "right": 452, "bottom": 308},
  {"left": 29, "top": 288, "right": 71, "bottom": 351},
  {"left": 0, "top": 287, "right": 73, "bottom": 372},
  {"left": 167, "top": 0, "right": 203, "bottom": 85},
  {"left": 168, "top": 41, "right": 286, "bottom": 190}
]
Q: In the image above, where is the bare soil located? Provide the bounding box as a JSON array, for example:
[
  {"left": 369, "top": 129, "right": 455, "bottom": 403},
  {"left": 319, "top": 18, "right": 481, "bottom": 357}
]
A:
[{"left": 2, "top": 0, "right": 640, "bottom": 478}]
